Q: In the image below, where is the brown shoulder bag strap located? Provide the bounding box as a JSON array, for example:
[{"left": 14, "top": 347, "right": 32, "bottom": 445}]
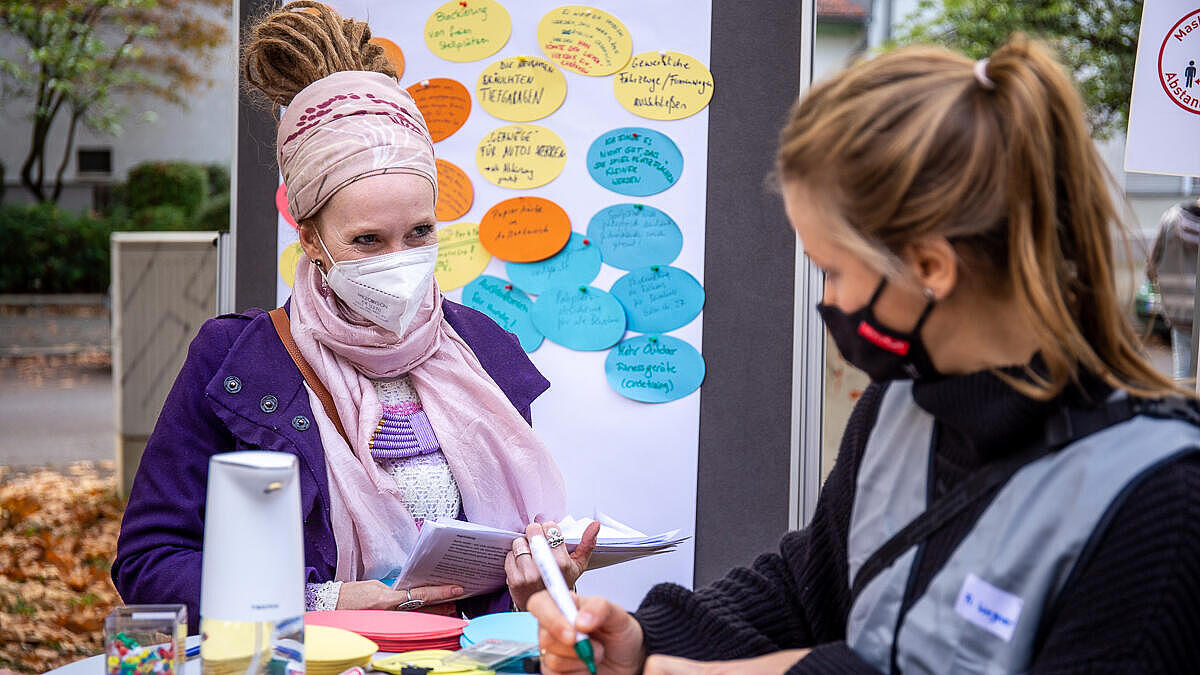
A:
[{"left": 268, "top": 307, "right": 352, "bottom": 446}]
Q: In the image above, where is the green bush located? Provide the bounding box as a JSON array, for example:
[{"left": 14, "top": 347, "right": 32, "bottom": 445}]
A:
[
  {"left": 125, "top": 161, "right": 209, "bottom": 215},
  {"left": 0, "top": 204, "right": 112, "bottom": 293},
  {"left": 115, "top": 204, "right": 191, "bottom": 232},
  {"left": 204, "top": 163, "right": 231, "bottom": 198},
  {"left": 193, "top": 192, "right": 230, "bottom": 232}
]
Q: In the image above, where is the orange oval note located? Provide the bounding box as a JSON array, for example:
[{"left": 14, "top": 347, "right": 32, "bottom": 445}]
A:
[
  {"left": 479, "top": 197, "right": 571, "bottom": 263},
  {"left": 276, "top": 182, "right": 298, "bottom": 229},
  {"left": 435, "top": 159, "right": 474, "bottom": 222},
  {"left": 407, "top": 77, "right": 471, "bottom": 142},
  {"left": 370, "top": 37, "right": 405, "bottom": 79}
]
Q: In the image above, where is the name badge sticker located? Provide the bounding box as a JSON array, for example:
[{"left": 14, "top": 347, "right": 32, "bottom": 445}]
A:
[{"left": 955, "top": 573, "right": 1023, "bottom": 642}]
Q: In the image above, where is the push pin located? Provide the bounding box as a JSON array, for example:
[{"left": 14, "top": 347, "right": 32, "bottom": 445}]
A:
[
  {"left": 504, "top": 284, "right": 513, "bottom": 291},
  {"left": 649, "top": 336, "right": 658, "bottom": 343},
  {"left": 459, "top": 0, "right": 467, "bottom": 6},
  {"left": 420, "top": 79, "right": 430, "bottom": 87},
  {"left": 650, "top": 265, "right": 660, "bottom": 272},
  {"left": 518, "top": 56, "right": 527, "bottom": 63},
  {"left": 582, "top": 239, "right": 590, "bottom": 246},
  {"left": 658, "top": 49, "right": 667, "bottom": 57},
  {"left": 579, "top": 286, "right": 588, "bottom": 293},
  {"left": 634, "top": 204, "right": 644, "bottom": 211},
  {"left": 632, "top": 132, "right": 639, "bottom": 139}
]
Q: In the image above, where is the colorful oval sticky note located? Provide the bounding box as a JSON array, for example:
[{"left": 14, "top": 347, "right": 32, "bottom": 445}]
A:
[
  {"left": 537, "top": 6, "right": 633, "bottom": 76},
  {"left": 435, "top": 159, "right": 473, "bottom": 222},
  {"left": 614, "top": 51, "right": 714, "bottom": 121},
  {"left": 477, "top": 56, "right": 567, "bottom": 122},
  {"left": 605, "top": 334, "right": 705, "bottom": 403},
  {"left": 278, "top": 241, "right": 304, "bottom": 288},
  {"left": 609, "top": 265, "right": 705, "bottom": 333},
  {"left": 477, "top": 125, "right": 567, "bottom": 189},
  {"left": 479, "top": 196, "right": 571, "bottom": 262},
  {"left": 506, "top": 232, "right": 602, "bottom": 295},
  {"left": 434, "top": 222, "right": 490, "bottom": 291},
  {"left": 462, "top": 275, "right": 543, "bottom": 352},
  {"left": 531, "top": 285, "right": 626, "bottom": 351},
  {"left": 407, "top": 78, "right": 472, "bottom": 142},
  {"left": 370, "top": 37, "right": 405, "bottom": 79},
  {"left": 424, "top": 0, "right": 511, "bottom": 63},
  {"left": 276, "top": 183, "right": 298, "bottom": 229},
  {"left": 586, "top": 204, "right": 683, "bottom": 270},
  {"left": 586, "top": 127, "right": 683, "bottom": 196}
]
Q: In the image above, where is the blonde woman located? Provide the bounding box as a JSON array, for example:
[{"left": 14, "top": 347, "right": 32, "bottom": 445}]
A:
[
  {"left": 529, "top": 36, "right": 1200, "bottom": 673},
  {"left": 113, "top": 1, "right": 597, "bottom": 631}
]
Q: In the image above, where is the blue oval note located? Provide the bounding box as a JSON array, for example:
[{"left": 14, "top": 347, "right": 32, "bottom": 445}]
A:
[
  {"left": 462, "top": 611, "right": 538, "bottom": 646},
  {"left": 506, "top": 232, "right": 603, "bottom": 295},
  {"left": 586, "top": 127, "right": 683, "bottom": 196},
  {"left": 586, "top": 204, "right": 683, "bottom": 270},
  {"left": 462, "top": 275, "right": 544, "bottom": 352},
  {"left": 609, "top": 265, "right": 705, "bottom": 333},
  {"left": 531, "top": 285, "right": 627, "bottom": 351},
  {"left": 605, "top": 334, "right": 705, "bottom": 403}
]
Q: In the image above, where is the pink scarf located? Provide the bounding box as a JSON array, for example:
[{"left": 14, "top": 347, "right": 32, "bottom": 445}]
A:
[{"left": 289, "top": 258, "right": 566, "bottom": 581}]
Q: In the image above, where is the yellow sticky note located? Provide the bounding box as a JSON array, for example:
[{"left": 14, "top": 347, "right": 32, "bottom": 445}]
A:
[
  {"left": 477, "top": 56, "right": 567, "bottom": 122},
  {"left": 435, "top": 222, "right": 491, "bottom": 291},
  {"left": 476, "top": 124, "right": 567, "bottom": 189},
  {"left": 537, "top": 5, "right": 633, "bottom": 76},
  {"left": 424, "top": 0, "right": 511, "bottom": 63},
  {"left": 278, "top": 241, "right": 303, "bottom": 288},
  {"left": 614, "top": 51, "right": 715, "bottom": 121}
]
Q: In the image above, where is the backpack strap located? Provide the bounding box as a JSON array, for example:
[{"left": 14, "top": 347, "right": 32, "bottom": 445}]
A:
[{"left": 268, "top": 307, "right": 351, "bottom": 447}]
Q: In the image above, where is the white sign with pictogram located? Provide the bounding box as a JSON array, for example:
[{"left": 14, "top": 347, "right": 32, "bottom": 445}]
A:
[{"left": 1126, "top": 1, "right": 1200, "bottom": 176}]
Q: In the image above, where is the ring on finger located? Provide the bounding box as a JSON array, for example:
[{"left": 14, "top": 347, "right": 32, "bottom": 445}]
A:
[
  {"left": 395, "top": 588, "right": 426, "bottom": 611},
  {"left": 545, "top": 527, "right": 565, "bottom": 549}
]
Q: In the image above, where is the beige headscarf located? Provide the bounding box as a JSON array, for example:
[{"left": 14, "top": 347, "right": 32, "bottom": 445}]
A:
[{"left": 277, "top": 70, "right": 437, "bottom": 223}]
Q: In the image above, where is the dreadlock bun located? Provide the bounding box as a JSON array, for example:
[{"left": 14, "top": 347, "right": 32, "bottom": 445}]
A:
[{"left": 243, "top": 0, "right": 395, "bottom": 107}]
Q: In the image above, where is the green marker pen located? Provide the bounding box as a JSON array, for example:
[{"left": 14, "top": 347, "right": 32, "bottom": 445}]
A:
[{"left": 528, "top": 534, "right": 597, "bottom": 674}]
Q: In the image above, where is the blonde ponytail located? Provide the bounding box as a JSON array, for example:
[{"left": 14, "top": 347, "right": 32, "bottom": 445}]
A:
[{"left": 778, "top": 34, "right": 1188, "bottom": 400}]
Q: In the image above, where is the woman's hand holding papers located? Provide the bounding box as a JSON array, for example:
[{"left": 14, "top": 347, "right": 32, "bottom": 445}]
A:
[
  {"left": 507, "top": 520, "right": 601, "bottom": 610},
  {"left": 335, "top": 580, "right": 464, "bottom": 611}
]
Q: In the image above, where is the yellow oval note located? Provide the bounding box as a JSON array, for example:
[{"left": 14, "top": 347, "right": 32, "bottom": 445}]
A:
[
  {"left": 435, "top": 222, "right": 491, "bottom": 291},
  {"left": 614, "top": 51, "right": 715, "bottom": 121},
  {"left": 278, "top": 241, "right": 303, "bottom": 288},
  {"left": 537, "top": 5, "right": 632, "bottom": 76},
  {"left": 477, "top": 56, "right": 567, "bottom": 122},
  {"left": 476, "top": 124, "right": 567, "bottom": 189},
  {"left": 424, "top": 0, "right": 511, "bottom": 63}
]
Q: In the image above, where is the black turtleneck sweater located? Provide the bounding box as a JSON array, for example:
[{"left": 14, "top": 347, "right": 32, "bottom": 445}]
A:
[{"left": 634, "top": 371, "right": 1200, "bottom": 672}]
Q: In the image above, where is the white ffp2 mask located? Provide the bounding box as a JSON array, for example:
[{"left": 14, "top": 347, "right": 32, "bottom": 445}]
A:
[{"left": 316, "top": 235, "right": 438, "bottom": 336}]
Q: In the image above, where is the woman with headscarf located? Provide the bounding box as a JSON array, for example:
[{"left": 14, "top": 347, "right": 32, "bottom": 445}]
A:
[{"left": 112, "top": 1, "right": 596, "bottom": 631}]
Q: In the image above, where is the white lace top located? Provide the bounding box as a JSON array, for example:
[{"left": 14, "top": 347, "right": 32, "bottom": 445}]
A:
[{"left": 305, "top": 374, "right": 461, "bottom": 610}]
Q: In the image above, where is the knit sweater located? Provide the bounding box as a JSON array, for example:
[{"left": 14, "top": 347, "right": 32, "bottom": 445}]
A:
[{"left": 634, "top": 370, "right": 1200, "bottom": 672}]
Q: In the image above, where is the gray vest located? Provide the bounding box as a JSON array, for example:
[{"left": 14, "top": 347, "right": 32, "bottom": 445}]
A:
[{"left": 846, "top": 381, "right": 1200, "bottom": 674}]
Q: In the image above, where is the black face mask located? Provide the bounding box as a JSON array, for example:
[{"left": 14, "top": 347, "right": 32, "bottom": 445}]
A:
[{"left": 817, "top": 278, "right": 940, "bottom": 382}]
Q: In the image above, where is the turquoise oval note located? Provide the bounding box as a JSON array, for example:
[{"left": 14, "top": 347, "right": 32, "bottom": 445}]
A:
[
  {"left": 462, "top": 275, "right": 544, "bottom": 352},
  {"left": 605, "top": 335, "right": 705, "bottom": 403},
  {"left": 586, "top": 204, "right": 683, "bottom": 270},
  {"left": 586, "top": 127, "right": 683, "bottom": 196},
  {"left": 531, "top": 285, "right": 627, "bottom": 351},
  {"left": 609, "top": 266, "right": 705, "bottom": 333},
  {"left": 506, "top": 232, "right": 603, "bottom": 295}
]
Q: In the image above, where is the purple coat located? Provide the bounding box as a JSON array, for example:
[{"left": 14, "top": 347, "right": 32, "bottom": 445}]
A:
[{"left": 112, "top": 301, "right": 549, "bottom": 630}]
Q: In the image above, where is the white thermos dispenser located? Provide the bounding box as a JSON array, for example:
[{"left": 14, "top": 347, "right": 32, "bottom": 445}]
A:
[{"left": 200, "top": 451, "right": 305, "bottom": 674}]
